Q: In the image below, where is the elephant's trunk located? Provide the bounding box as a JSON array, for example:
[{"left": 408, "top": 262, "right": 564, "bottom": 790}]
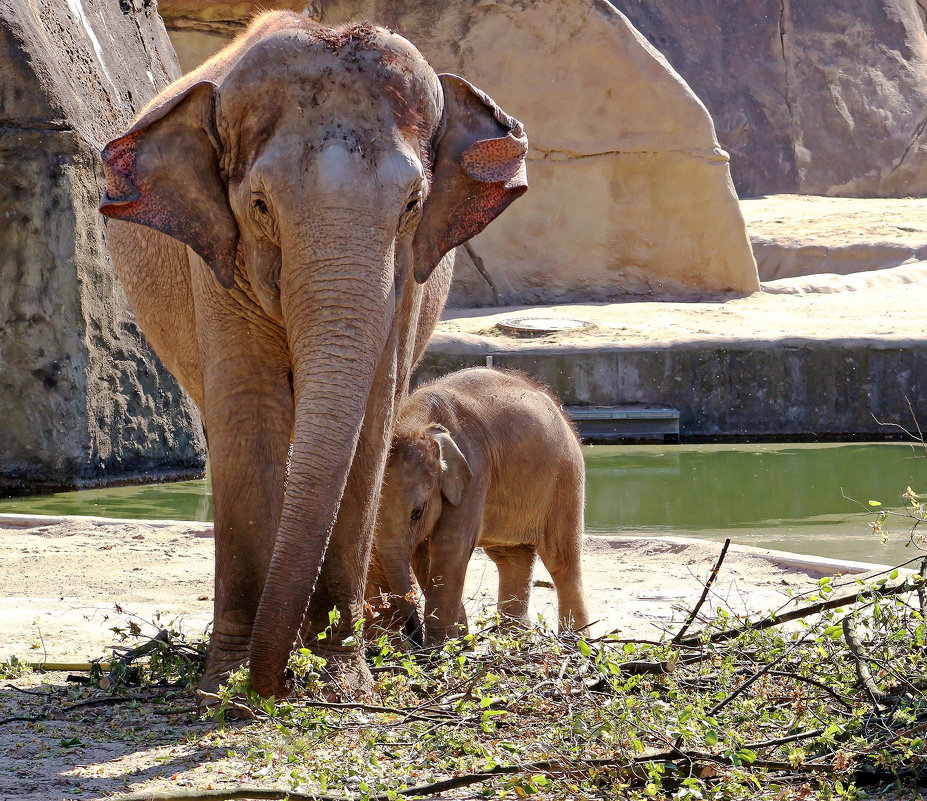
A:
[
  {"left": 378, "top": 543, "right": 424, "bottom": 649},
  {"left": 248, "top": 234, "right": 395, "bottom": 698}
]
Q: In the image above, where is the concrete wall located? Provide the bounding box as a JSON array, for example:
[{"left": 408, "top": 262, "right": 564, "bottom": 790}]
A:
[{"left": 416, "top": 341, "right": 927, "bottom": 439}]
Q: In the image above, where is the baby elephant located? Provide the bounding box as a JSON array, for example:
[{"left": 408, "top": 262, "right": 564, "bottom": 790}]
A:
[{"left": 368, "top": 367, "right": 590, "bottom": 647}]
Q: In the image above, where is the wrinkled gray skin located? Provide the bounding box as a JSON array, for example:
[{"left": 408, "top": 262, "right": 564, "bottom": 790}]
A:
[
  {"left": 367, "top": 368, "right": 590, "bottom": 646},
  {"left": 98, "top": 12, "right": 527, "bottom": 698}
]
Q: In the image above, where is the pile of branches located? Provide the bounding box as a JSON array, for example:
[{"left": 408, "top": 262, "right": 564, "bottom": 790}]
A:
[
  {"left": 113, "top": 546, "right": 925, "bottom": 801},
  {"left": 12, "top": 547, "right": 923, "bottom": 800}
]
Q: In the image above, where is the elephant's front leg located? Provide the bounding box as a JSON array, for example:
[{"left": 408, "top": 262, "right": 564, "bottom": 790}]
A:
[
  {"left": 197, "top": 308, "right": 293, "bottom": 694},
  {"left": 423, "top": 493, "right": 486, "bottom": 645},
  {"left": 298, "top": 357, "right": 396, "bottom": 696}
]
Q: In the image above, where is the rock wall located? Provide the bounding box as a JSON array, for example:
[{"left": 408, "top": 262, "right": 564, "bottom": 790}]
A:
[
  {"left": 155, "top": 0, "right": 760, "bottom": 304},
  {"left": 0, "top": 0, "right": 206, "bottom": 491},
  {"left": 615, "top": 0, "right": 927, "bottom": 198}
]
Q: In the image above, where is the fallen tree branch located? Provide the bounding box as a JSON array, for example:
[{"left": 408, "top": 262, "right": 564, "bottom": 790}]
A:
[
  {"left": 919, "top": 557, "right": 927, "bottom": 615},
  {"left": 0, "top": 713, "right": 45, "bottom": 726},
  {"left": 295, "top": 698, "right": 455, "bottom": 723},
  {"left": 743, "top": 727, "right": 825, "bottom": 751},
  {"left": 3, "top": 684, "right": 52, "bottom": 697},
  {"left": 843, "top": 616, "right": 888, "bottom": 704},
  {"left": 113, "top": 747, "right": 836, "bottom": 801},
  {"left": 763, "top": 669, "right": 854, "bottom": 710},
  {"left": 100, "top": 629, "right": 171, "bottom": 689},
  {"left": 678, "top": 577, "right": 923, "bottom": 647},
  {"left": 62, "top": 691, "right": 173, "bottom": 712},
  {"left": 673, "top": 537, "right": 731, "bottom": 644},
  {"left": 25, "top": 661, "right": 111, "bottom": 672},
  {"left": 706, "top": 634, "right": 803, "bottom": 718}
]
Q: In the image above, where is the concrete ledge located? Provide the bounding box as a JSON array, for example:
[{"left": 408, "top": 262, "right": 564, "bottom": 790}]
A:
[{"left": 417, "top": 331, "right": 927, "bottom": 439}]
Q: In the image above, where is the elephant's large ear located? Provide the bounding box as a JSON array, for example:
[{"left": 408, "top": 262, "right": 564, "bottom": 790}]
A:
[
  {"left": 412, "top": 74, "right": 528, "bottom": 283},
  {"left": 429, "top": 425, "right": 472, "bottom": 506},
  {"left": 99, "top": 81, "right": 238, "bottom": 288}
]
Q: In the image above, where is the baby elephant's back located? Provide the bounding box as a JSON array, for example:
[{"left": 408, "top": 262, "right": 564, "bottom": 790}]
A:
[{"left": 427, "top": 368, "right": 583, "bottom": 534}]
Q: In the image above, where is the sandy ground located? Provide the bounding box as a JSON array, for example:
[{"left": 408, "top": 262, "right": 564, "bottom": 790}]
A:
[
  {"left": 0, "top": 515, "right": 893, "bottom": 665},
  {"left": 0, "top": 514, "right": 901, "bottom": 801}
]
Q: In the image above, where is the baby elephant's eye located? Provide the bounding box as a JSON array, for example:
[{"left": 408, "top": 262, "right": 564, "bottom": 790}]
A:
[{"left": 410, "top": 505, "right": 425, "bottom": 522}]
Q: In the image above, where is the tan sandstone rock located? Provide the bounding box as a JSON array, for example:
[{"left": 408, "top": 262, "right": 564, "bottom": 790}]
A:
[{"left": 156, "top": 0, "right": 761, "bottom": 303}]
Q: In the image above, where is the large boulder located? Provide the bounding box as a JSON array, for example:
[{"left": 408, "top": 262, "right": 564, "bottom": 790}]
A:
[
  {"left": 616, "top": 0, "right": 927, "bottom": 198},
  {"left": 0, "top": 0, "right": 206, "bottom": 491},
  {"left": 156, "top": 0, "right": 760, "bottom": 304}
]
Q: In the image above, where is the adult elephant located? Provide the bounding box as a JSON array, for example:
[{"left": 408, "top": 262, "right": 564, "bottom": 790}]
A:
[{"left": 98, "top": 11, "right": 528, "bottom": 699}]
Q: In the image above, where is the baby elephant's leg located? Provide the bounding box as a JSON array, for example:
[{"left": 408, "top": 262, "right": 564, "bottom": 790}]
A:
[
  {"left": 483, "top": 544, "right": 537, "bottom": 625},
  {"left": 538, "top": 502, "right": 591, "bottom": 633}
]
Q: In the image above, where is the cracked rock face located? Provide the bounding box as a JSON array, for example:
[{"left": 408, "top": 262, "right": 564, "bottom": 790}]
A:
[
  {"left": 617, "top": 0, "right": 927, "bottom": 198},
  {"left": 156, "top": 0, "right": 760, "bottom": 303},
  {"left": 0, "top": 0, "right": 206, "bottom": 491}
]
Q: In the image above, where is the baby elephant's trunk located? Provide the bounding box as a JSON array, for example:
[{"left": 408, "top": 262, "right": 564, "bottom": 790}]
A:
[{"left": 378, "top": 546, "right": 425, "bottom": 649}]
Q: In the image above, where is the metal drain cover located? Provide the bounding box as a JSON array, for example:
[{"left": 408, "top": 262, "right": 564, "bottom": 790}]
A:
[{"left": 496, "top": 316, "right": 592, "bottom": 336}]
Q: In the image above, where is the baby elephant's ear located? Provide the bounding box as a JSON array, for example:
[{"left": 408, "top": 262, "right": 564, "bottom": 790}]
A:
[
  {"left": 99, "top": 81, "right": 239, "bottom": 288},
  {"left": 412, "top": 74, "right": 528, "bottom": 283},
  {"left": 430, "top": 427, "right": 472, "bottom": 506}
]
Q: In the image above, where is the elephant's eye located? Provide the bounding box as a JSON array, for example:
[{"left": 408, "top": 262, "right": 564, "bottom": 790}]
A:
[
  {"left": 410, "top": 504, "right": 425, "bottom": 522},
  {"left": 404, "top": 193, "right": 422, "bottom": 214},
  {"left": 399, "top": 189, "right": 424, "bottom": 231},
  {"left": 251, "top": 193, "right": 278, "bottom": 242}
]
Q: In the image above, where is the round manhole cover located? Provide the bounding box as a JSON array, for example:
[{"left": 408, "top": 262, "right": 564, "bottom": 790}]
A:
[{"left": 496, "top": 316, "right": 592, "bottom": 336}]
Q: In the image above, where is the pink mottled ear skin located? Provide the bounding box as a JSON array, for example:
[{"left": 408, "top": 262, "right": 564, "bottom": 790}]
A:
[
  {"left": 100, "top": 135, "right": 141, "bottom": 203},
  {"left": 412, "top": 74, "right": 528, "bottom": 283},
  {"left": 99, "top": 82, "right": 239, "bottom": 288},
  {"left": 461, "top": 133, "right": 529, "bottom": 184}
]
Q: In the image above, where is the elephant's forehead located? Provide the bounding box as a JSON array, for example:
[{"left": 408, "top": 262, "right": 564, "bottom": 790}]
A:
[{"left": 221, "top": 26, "right": 439, "bottom": 138}]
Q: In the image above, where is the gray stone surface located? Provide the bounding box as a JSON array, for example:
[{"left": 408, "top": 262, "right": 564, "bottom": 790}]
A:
[
  {"left": 615, "top": 0, "right": 927, "bottom": 198},
  {"left": 0, "top": 0, "right": 206, "bottom": 491}
]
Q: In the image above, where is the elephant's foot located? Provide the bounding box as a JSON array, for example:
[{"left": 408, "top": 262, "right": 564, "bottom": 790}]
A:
[
  {"left": 314, "top": 643, "right": 373, "bottom": 700},
  {"left": 197, "top": 620, "right": 253, "bottom": 702}
]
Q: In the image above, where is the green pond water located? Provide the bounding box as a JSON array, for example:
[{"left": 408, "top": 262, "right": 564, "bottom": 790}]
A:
[{"left": 1, "top": 443, "right": 925, "bottom": 566}]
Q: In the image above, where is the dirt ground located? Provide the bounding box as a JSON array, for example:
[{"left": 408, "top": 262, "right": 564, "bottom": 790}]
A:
[{"left": 0, "top": 514, "right": 897, "bottom": 801}]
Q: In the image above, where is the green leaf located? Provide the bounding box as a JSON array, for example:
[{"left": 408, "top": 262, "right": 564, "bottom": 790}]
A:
[
  {"left": 824, "top": 625, "right": 844, "bottom": 639},
  {"left": 705, "top": 729, "right": 719, "bottom": 746},
  {"left": 737, "top": 747, "right": 757, "bottom": 765},
  {"left": 577, "top": 639, "right": 592, "bottom": 658},
  {"left": 59, "top": 737, "right": 83, "bottom": 748}
]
